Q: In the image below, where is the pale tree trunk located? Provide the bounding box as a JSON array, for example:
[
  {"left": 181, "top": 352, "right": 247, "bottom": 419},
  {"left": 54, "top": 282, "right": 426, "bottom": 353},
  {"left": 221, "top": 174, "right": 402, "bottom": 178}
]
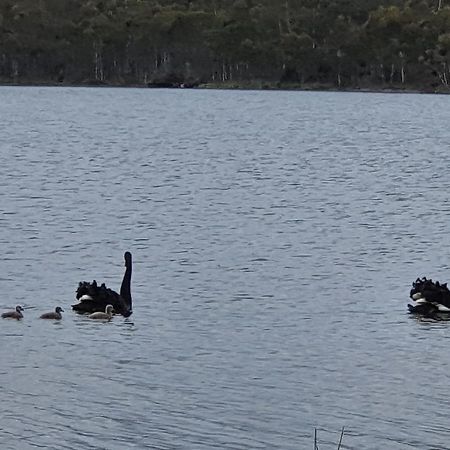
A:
[
  {"left": 12, "top": 59, "right": 19, "bottom": 79},
  {"left": 337, "top": 50, "right": 342, "bottom": 87},
  {"left": 93, "top": 40, "right": 104, "bottom": 81},
  {"left": 438, "top": 62, "right": 449, "bottom": 86},
  {"left": 399, "top": 52, "right": 405, "bottom": 84},
  {"left": 221, "top": 61, "right": 227, "bottom": 81},
  {"left": 154, "top": 47, "right": 158, "bottom": 69},
  {"left": 285, "top": 1, "right": 292, "bottom": 33}
]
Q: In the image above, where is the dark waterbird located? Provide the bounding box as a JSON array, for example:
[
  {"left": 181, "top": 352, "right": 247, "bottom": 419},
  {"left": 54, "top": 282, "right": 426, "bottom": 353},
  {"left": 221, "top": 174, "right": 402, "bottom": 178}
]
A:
[
  {"left": 2, "top": 305, "right": 24, "bottom": 320},
  {"left": 72, "top": 252, "right": 132, "bottom": 317},
  {"left": 408, "top": 276, "right": 450, "bottom": 316},
  {"left": 40, "top": 306, "right": 64, "bottom": 320}
]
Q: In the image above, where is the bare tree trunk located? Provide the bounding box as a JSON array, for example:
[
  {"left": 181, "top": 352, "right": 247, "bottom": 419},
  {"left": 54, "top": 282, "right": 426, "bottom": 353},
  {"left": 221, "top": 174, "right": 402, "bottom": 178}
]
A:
[
  {"left": 285, "top": 1, "right": 292, "bottom": 33},
  {"left": 221, "top": 61, "right": 226, "bottom": 81},
  {"left": 438, "top": 62, "right": 448, "bottom": 86},
  {"left": 337, "top": 50, "right": 342, "bottom": 87},
  {"left": 154, "top": 47, "right": 159, "bottom": 69},
  {"left": 380, "top": 63, "right": 385, "bottom": 83},
  {"left": 93, "top": 40, "right": 104, "bottom": 81}
]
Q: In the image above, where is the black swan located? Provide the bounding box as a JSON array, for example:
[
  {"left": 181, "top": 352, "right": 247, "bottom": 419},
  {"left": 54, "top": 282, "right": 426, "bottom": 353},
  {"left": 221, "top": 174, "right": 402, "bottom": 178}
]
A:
[
  {"left": 89, "top": 304, "right": 114, "bottom": 321},
  {"left": 2, "top": 305, "right": 24, "bottom": 319},
  {"left": 72, "top": 252, "right": 132, "bottom": 317},
  {"left": 40, "top": 306, "right": 64, "bottom": 320},
  {"left": 408, "top": 277, "right": 450, "bottom": 315}
]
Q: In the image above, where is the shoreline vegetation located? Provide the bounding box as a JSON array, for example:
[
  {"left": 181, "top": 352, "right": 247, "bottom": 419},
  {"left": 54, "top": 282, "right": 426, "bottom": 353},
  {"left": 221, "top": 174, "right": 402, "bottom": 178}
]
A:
[
  {"left": 0, "top": 80, "right": 448, "bottom": 95},
  {"left": 2, "top": 0, "right": 450, "bottom": 95}
]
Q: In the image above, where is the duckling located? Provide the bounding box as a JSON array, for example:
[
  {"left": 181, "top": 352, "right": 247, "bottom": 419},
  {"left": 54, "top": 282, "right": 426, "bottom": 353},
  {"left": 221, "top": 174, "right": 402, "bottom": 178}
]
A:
[
  {"left": 89, "top": 304, "right": 114, "bottom": 321},
  {"left": 2, "top": 305, "right": 24, "bottom": 320},
  {"left": 40, "top": 306, "right": 64, "bottom": 320}
]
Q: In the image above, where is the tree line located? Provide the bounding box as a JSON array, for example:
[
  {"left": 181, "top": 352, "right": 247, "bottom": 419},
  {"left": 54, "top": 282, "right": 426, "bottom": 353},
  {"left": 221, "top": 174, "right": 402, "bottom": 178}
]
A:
[{"left": 0, "top": 0, "right": 449, "bottom": 91}]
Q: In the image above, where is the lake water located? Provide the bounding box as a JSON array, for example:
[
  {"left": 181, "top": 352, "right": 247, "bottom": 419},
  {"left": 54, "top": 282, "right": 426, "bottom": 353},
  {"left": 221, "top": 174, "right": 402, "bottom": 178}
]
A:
[{"left": 1, "top": 86, "right": 450, "bottom": 449}]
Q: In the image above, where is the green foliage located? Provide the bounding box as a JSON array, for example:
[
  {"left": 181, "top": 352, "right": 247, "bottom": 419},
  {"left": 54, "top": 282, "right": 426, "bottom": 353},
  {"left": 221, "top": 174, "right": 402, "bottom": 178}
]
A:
[{"left": 0, "top": 0, "right": 448, "bottom": 90}]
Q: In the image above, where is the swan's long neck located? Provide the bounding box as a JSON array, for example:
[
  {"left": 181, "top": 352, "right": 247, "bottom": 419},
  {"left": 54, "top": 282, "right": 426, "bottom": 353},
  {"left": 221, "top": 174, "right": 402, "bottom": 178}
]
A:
[{"left": 120, "top": 254, "right": 132, "bottom": 311}]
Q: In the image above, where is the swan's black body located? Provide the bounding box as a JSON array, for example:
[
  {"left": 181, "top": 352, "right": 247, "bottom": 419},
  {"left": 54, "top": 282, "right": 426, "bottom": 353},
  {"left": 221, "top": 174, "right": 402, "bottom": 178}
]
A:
[
  {"left": 408, "top": 277, "right": 450, "bottom": 316},
  {"left": 72, "top": 252, "right": 132, "bottom": 317}
]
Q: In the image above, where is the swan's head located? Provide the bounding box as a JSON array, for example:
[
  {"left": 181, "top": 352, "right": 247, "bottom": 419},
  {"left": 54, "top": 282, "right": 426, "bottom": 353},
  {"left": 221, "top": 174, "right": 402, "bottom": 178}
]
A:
[
  {"left": 105, "top": 305, "right": 114, "bottom": 314},
  {"left": 16, "top": 305, "right": 24, "bottom": 312},
  {"left": 124, "top": 251, "right": 132, "bottom": 267},
  {"left": 55, "top": 307, "right": 64, "bottom": 313}
]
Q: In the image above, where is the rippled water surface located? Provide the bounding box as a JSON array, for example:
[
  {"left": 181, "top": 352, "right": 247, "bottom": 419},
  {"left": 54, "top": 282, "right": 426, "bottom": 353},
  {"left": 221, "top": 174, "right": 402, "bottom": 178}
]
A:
[{"left": 1, "top": 86, "right": 450, "bottom": 449}]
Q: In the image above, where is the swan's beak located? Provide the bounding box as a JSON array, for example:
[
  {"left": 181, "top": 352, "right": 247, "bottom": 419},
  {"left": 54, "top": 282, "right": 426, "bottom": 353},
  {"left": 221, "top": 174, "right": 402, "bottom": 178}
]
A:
[{"left": 411, "top": 292, "right": 423, "bottom": 300}]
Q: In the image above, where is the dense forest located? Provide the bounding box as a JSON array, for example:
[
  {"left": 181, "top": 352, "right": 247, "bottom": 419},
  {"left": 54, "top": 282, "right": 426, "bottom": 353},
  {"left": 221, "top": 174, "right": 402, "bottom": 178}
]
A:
[{"left": 0, "top": 0, "right": 450, "bottom": 90}]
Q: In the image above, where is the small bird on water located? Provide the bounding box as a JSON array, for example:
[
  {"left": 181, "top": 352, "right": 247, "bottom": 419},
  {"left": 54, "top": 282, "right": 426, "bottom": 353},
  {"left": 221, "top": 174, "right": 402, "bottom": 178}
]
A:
[
  {"left": 2, "top": 305, "right": 24, "bottom": 320},
  {"left": 40, "top": 306, "right": 64, "bottom": 320},
  {"left": 89, "top": 304, "right": 114, "bottom": 321}
]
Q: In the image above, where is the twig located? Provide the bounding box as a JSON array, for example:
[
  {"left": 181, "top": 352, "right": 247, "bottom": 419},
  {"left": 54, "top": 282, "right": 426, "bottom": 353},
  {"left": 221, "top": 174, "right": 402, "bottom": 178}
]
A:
[{"left": 337, "top": 426, "right": 345, "bottom": 450}]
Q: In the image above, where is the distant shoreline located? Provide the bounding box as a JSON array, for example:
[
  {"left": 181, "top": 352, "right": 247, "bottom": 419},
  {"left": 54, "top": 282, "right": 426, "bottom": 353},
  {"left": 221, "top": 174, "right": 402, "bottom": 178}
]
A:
[{"left": 0, "top": 80, "right": 448, "bottom": 95}]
